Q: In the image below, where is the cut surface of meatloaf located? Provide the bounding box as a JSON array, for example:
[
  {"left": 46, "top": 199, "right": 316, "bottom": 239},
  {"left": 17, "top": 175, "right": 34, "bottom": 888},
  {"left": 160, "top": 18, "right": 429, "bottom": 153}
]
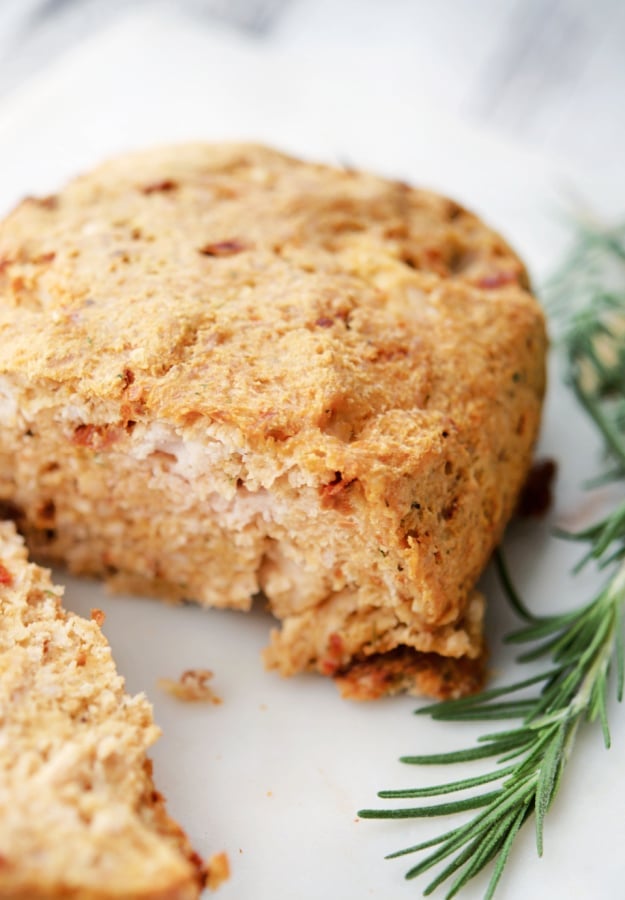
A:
[
  {"left": 0, "top": 521, "right": 206, "bottom": 899},
  {"left": 0, "top": 143, "right": 547, "bottom": 699}
]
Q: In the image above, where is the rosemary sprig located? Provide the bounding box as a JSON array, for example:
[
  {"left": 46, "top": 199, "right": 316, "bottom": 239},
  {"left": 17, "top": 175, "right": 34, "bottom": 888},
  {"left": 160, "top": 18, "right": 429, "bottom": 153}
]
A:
[{"left": 359, "top": 220, "right": 625, "bottom": 897}]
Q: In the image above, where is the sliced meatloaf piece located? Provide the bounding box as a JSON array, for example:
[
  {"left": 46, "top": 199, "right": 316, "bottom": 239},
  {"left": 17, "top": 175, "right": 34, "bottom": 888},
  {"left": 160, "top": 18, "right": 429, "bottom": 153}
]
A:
[{"left": 0, "top": 521, "right": 206, "bottom": 899}]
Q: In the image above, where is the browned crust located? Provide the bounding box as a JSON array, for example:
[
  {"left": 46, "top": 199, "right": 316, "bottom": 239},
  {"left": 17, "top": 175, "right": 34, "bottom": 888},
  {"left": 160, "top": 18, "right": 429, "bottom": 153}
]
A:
[
  {"left": 139, "top": 760, "right": 208, "bottom": 897},
  {"left": 334, "top": 645, "right": 486, "bottom": 701}
]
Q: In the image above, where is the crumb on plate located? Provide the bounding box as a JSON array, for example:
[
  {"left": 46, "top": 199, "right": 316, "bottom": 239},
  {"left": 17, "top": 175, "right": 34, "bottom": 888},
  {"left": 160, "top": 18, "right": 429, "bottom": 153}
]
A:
[
  {"left": 158, "top": 668, "right": 222, "bottom": 704},
  {"left": 206, "top": 851, "right": 230, "bottom": 891}
]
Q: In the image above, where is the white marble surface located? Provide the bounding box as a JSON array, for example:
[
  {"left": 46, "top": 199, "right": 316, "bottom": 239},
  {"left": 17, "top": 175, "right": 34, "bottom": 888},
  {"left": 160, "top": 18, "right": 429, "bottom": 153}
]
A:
[{"left": 0, "top": 0, "right": 624, "bottom": 174}]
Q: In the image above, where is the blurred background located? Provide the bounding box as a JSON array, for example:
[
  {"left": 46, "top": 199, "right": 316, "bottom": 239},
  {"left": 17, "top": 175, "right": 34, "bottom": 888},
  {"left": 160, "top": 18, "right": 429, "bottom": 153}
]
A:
[{"left": 0, "top": 0, "right": 624, "bottom": 175}]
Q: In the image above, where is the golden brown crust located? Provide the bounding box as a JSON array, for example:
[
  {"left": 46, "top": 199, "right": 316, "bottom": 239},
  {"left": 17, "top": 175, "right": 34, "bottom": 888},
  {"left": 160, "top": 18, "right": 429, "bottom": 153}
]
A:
[
  {"left": 334, "top": 645, "right": 487, "bottom": 701},
  {"left": 0, "top": 522, "right": 205, "bottom": 900},
  {"left": 0, "top": 143, "right": 547, "bottom": 698}
]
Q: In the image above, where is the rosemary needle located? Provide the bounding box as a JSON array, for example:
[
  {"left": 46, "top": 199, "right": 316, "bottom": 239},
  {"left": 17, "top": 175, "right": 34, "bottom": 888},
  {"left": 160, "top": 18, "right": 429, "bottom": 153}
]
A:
[{"left": 359, "top": 220, "right": 625, "bottom": 897}]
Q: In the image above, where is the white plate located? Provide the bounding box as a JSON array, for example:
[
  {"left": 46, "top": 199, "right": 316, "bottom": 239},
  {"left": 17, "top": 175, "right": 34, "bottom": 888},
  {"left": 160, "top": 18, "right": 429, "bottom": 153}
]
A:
[{"left": 1, "top": 11, "right": 623, "bottom": 898}]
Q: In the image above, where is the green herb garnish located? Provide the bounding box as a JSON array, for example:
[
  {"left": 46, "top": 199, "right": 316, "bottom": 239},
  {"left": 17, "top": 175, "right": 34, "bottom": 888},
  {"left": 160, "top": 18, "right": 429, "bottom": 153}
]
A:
[{"left": 359, "top": 220, "right": 625, "bottom": 897}]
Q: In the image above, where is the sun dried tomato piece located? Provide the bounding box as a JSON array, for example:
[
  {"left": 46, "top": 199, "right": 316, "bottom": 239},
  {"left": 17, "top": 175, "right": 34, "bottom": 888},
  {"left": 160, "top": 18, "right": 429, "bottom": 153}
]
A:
[
  {"left": 72, "top": 424, "right": 122, "bottom": 450},
  {"left": 141, "top": 179, "right": 178, "bottom": 194},
  {"left": 32, "top": 252, "right": 56, "bottom": 265},
  {"left": 24, "top": 194, "right": 58, "bottom": 210},
  {"left": 517, "top": 458, "right": 557, "bottom": 517},
  {"left": 199, "top": 239, "right": 246, "bottom": 257}
]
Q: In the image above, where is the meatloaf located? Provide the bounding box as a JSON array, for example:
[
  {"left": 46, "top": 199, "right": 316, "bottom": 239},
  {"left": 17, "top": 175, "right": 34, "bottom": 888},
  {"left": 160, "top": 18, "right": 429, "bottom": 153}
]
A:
[
  {"left": 0, "top": 143, "right": 547, "bottom": 698},
  {"left": 0, "top": 521, "right": 206, "bottom": 899}
]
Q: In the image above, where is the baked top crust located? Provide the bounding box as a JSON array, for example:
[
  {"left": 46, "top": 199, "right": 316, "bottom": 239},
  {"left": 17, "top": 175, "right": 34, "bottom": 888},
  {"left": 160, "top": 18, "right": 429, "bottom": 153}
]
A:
[
  {"left": 0, "top": 521, "right": 205, "bottom": 899},
  {"left": 0, "top": 142, "right": 539, "bottom": 435},
  {"left": 0, "top": 144, "right": 547, "bottom": 696}
]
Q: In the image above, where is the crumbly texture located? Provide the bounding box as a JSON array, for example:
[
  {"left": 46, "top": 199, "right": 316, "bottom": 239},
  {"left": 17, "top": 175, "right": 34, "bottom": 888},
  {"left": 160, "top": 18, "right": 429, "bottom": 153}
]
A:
[
  {"left": 0, "top": 143, "right": 547, "bottom": 698},
  {"left": 158, "top": 669, "right": 222, "bottom": 704},
  {"left": 0, "top": 522, "right": 206, "bottom": 899}
]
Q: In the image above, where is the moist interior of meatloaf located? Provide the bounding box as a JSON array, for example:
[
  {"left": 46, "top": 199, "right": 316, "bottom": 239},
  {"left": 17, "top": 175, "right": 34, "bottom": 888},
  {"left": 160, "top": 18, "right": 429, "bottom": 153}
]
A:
[{"left": 0, "top": 390, "right": 493, "bottom": 697}]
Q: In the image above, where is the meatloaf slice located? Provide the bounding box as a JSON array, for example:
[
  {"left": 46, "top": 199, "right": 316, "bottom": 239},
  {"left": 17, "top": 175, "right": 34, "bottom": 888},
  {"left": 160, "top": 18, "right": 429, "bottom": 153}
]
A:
[{"left": 0, "top": 521, "right": 206, "bottom": 899}]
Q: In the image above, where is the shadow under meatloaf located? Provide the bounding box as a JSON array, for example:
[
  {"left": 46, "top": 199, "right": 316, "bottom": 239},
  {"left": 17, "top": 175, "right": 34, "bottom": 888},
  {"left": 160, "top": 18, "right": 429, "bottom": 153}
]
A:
[{"left": 0, "top": 143, "right": 547, "bottom": 699}]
